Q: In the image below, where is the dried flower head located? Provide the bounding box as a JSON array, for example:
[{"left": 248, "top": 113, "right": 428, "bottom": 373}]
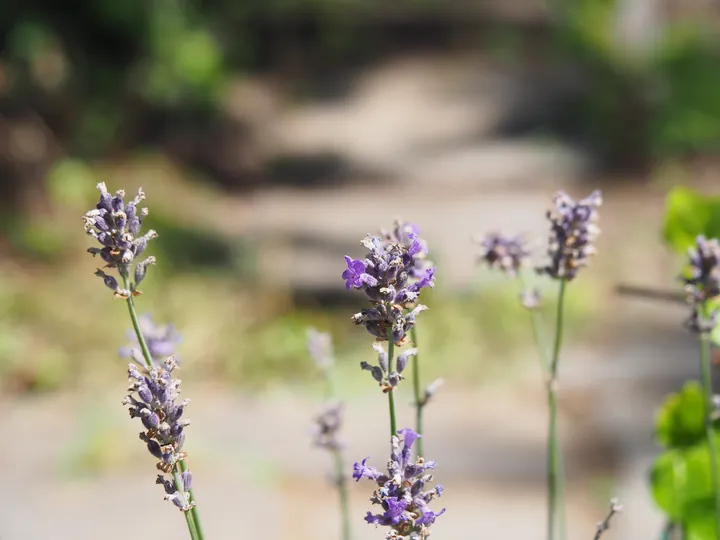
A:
[
  {"left": 477, "top": 233, "right": 529, "bottom": 276},
  {"left": 343, "top": 233, "right": 434, "bottom": 345},
  {"left": 307, "top": 327, "right": 334, "bottom": 371},
  {"left": 313, "top": 400, "right": 345, "bottom": 451},
  {"left": 122, "top": 356, "right": 194, "bottom": 512},
  {"left": 83, "top": 182, "right": 157, "bottom": 297},
  {"left": 120, "top": 314, "right": 182, "bottom": 367},
  {"left": 353, "top": 428, "right": 445, "bottom": 538},
  {"left": 537, "top": 190, "right": 602, "bottom": 281},
  {"left": 683, "top": 235, "right": 720, "bottom": 334}
]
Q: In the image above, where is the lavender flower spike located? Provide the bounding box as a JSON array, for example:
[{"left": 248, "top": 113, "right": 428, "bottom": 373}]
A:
[
  {"left": 537, "top": 190, "right": 602, "bottom": 281},
  {"left": 123, "top": 356, "right": 195, "bottom": 512},
  {"left": 344, "top": 232, "right": 434, "bottom": 345},
  {"left": 120, "top": 313, "right": 183, "bottom": 367},
  {"left": 353, "top": 428, "right": 445, "bottom": 538},
  {"left": 83, "top": 182, "right": 157, "bottom": 295},
  {"left": 307, "top": 327, "right": 335, "bottom": 371},
  {"left": 476, "top": 233, "right": 529, "bottom": 276},
  {"left": 683, "top": 235, "right": 720, "bottom": 334}
]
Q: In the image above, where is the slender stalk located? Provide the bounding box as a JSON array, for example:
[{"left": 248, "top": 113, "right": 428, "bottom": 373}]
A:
[
  {"left": 410, "top": 327, "right": 424, "bottom": 457},
  {"left": 323, "top": 371, "right": 352, "bottom": 540},
  {"left": 547, "top": 279, "right": 568, "bottom": 540},
  {"left": 517, "top": 274, "right": 550, "bottom": 377},
  {"left": 121, "top": 272, "right": 205, "bottom": 540},
  {"left": 387, "top": 339, "right": 398, "bottom": 436},
  {"left": 174, "top": 469, "right": 200, "bottom": 539},
  {"left": 699, "top": 322, "right": 720, "bottom": 540}
]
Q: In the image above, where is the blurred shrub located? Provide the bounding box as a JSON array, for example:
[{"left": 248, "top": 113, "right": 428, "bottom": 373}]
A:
[
  {"left": 552, "top": 0, "right": 720, "bottom": 166},
  {"left": 651, "top": 381, "right": 720, "bottom": 540}
]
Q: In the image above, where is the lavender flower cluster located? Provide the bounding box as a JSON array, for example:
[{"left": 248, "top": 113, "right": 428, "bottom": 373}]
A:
[
  {"left": 343, "top": 226, "right": 435, "bottom": 344},
  {"left": 477, "top": 190, "right": 603, "bottom": 285},
  {"left": 123, "top": 356, "right": 194, "bottom": 511},
  {"left": 538, "top": 190, "right": 602, "bottom": 281},
  {"left": 683, "top": 235, "right": 720, "bottom": 334},
  {"left": 83, "top": 182, "right": 157, "bottom": 297},
  {"left": 353, "top": 428, "right": 444, "bottom": 539}
]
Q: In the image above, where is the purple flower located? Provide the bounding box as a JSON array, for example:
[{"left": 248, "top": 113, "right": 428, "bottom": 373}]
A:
[
  {"left": 355, "top": 428, "right": 445, "bottom": 537},
  {"left": 477, "top": 233, "right": 529, "bottom": 276},
  {"left": 344, "top": 229, "right": 433, "bottom": 344},
  {"left": 342, "top": 256, "right": 379, "bottom": 289},
  {"left": 537, "top": 190, "right": 602, "bottom": 281},
  {"left": 306, "top": 327, "right": 334, "bottom": 370},
  {"left": 683, "top": 235, "right": 720, "bottom": 335},
  {"left": 123, "top": 357, "right": 195, "bottom": 512},
  {"left": 353, "top": 457, "right": 382, "bottom": 482},
  {"left": 83, "top": 183, "right": 157, "bottom": 295}
]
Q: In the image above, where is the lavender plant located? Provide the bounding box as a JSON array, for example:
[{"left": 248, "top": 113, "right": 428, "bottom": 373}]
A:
[
  {"left": 82, "top": 183, "right": 204, "bottom": 540},
  {"left": 378, "top": 221, "right": 435, "bottom": 457},
  {"left": 476, "top": 189, "right": 603, "bottom": 540},
  {"left": 307, "top": 328, "right": 352, "bottom": 540},
  {"left": 683, "top": 236, "right": 720, "bottom": 537},
  {"left": 343, "top": 229, "right": 444, "bottom": 538},
  {"left": 353, "top": 428, "right": 445, "bottom": 539},
  {"left": 342, "top": 232, "right": 435, "bottom": 435}
]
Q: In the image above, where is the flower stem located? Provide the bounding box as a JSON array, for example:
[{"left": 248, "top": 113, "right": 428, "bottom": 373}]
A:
[
  {"left": 547, "top": 279, "right": 568, "bottom": 540},
  {"left": 121, "top": 272, "right": 205, "bottom": 540},
  {"left": 410, "top": 327, "right": 424, "bottom": 457},
  {"left": 174, "top": 468, "right": 200, "bottom": 539},
  {"left": 387, "top": 339, "right": 398, "bottom": 437},
  {"left": 323, "top": 371, "right": 352, "bottom": 540},
  {"left": 699, "top": 322, "right": 720, "bottom": 540}
]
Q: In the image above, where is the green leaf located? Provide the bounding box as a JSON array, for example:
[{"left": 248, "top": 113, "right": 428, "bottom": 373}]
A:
[
  {"left": 655, "top": 381, "right": 706, "bottom": 449},
  {"left": 662, "top": 186, "right": 720, "bottom": 254},
  {"left": 651, "top": 444, "right": 715, "bottom": 524}
]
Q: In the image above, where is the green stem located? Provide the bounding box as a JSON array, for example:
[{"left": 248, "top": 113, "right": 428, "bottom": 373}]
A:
[
  {"left": 174, "top": 468, "right": 200, "bottom": 538},
  {"left": 547, "top": 279, "right": 568, "bottom": 540},
  {"left": 410, "top": 327, "right": 424, "bottom": 457},
  {"left": 518, "top": 274, "right": 550, "bottom": 377},
  {"left": 387, "top": 339, "right": 398, "bottom": 437},
  {"left": 700, "top": 324, "right": 720, "bottom": 540},
  {"left": 121, "top": 271, "right": 205, "bottom": 540},
  {"left": 323, "top": 371, "right": 352, "bottom": 540}
]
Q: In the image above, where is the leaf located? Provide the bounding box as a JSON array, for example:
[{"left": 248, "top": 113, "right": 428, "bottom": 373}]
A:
[
  {"left": 656, "top": 381, "right": 706, "bottom": 449},
  {"left": 651, "top": 445, "right": 714, "bottom": 522},
  {"left": 662, "top": 186, "right": 720, "bottom": 254}
]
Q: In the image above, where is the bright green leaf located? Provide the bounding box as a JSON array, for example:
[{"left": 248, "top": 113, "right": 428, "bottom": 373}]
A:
[
  {"left": 662, "top": 186, "right": 720, "bottom": 253},
  {"left": 656, "top": 381, "right": 706, "bottom": 449}
]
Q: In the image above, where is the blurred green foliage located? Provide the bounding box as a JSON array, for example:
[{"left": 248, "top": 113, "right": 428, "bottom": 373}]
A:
[
  {"left": 663, "top": 186, "right": 720, "bottom": 254},
  {"left": 553, "top": 0, "right": 720, "bottom": 164},
  {"left": 651, "top": 381, "right": 720, "bottom": 540}
]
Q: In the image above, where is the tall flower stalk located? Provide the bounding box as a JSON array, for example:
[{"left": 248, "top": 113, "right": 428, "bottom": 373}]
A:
[
  {"left": 476, "top": 190, "right": 602, "bottom": 540},
  {"left": 683, "top": 236, "right": 720, "bottom": 539},
  {"left": 379, "top": 222, "right": 435, "bottom": 455},
  {"left": 83, "top": 183, "right": 204, "bottom": 540},
  {"left": 307, "top": 328, "right": 352, "bottom": 540},
  {"left": 344, "top": 227, "right": 441, "bottom": 537}
]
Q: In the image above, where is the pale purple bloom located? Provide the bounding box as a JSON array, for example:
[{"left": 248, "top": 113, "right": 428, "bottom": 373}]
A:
[
  {"left": 477, "top": 233, "right": 529, "bottom": 276},
  {"left": 353, "top": 428, "right": 445, "bottom": 537},
  {"left": 313, "top": 400, "right": 345, "bottom": 451},
  {"left": 83, "top": 183, "right": 157, "bottom": 295},
  {"left": 683, "top": 235, "right": 720, "bottom": 334},
  {"left": 306, "top": 327, "right": 334, "bottom": 370},
  {"left": 537, "top": 190, "right": 602, "bottom": 281},
  {"left": 123, "top": 357, "right": 194, "bottom": 512}
]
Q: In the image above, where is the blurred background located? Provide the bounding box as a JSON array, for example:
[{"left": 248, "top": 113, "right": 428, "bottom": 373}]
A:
[{"left": 1, "top": 0, "right": 720, "bottom": 538}]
